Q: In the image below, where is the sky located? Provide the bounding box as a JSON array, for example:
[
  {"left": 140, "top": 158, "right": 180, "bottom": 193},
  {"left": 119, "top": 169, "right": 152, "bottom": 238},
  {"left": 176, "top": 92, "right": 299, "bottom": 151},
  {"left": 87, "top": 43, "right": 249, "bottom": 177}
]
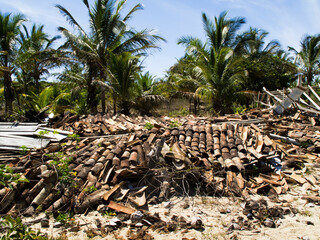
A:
[{"left": 1, "top": 0, "right": 320, "bottom": 78}]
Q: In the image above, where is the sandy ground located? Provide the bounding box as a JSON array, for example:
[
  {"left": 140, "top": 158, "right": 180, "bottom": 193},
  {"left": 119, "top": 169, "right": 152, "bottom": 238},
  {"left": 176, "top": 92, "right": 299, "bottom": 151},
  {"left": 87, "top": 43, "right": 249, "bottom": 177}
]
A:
[
  {"left": 24, "top": 166, "right": 320, "bottom": 240},
  {"left": 25, "top": 195, "right": 320, "bottom": 240}
]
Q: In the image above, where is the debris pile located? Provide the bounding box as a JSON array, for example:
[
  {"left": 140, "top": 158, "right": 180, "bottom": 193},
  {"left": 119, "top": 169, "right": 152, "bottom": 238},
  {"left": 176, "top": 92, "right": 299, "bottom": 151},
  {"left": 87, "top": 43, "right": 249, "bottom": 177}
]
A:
[{"left": 0, "top": 112, "right": 320, "bottom": 235}]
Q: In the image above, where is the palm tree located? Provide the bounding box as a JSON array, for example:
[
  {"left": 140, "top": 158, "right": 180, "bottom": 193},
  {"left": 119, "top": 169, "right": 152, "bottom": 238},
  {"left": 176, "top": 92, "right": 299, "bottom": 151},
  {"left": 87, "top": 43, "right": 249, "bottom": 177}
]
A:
[
  {"left": 109, "top": 52, "right": 140, "bottom": 115},
  {"left": 0, "top": 12, "right": 25, "bottom": 115},
  {"left": 16, "top": 24, "right": 61, "bottom": 94},
  {"left": 134, "top": 71, "right": 167, "bottom": 115},
  {"left": 166, "top": 55, "right": 203, "bottom": 114},
  {"left": 235, "top": 28, "right": 281, "bottom": 91},
  {"left": 57, "top": 0, "right": 164, "bottom": 114},
  {"left": 235, "top": 28, "right": 279, "bottom": 60},
  {"left": 289, "top": 34, "right": 320, "bottom": 85},
  {"left": 178, "top": 12, "right": 245, "bottom": 113}
]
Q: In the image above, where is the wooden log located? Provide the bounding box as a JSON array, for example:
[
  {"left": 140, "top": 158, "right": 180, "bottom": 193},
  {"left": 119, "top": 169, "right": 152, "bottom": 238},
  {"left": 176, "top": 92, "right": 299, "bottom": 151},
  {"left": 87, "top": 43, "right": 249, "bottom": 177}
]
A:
[{"left": 107, "top": 201, "right": 136, "bottom": 215}]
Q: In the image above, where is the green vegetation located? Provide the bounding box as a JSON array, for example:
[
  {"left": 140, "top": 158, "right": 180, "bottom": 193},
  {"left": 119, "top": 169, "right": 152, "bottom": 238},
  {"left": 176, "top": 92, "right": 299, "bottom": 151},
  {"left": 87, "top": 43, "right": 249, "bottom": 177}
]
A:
[
  {"left": 83, "top": 185, "right": 97, "bottom": 193},
  {"left": 169, "top": 120, "right": 180, "bottom": 128},
  {"left": 0, "top": 216, "right": 46, "bottom": 240},
  {"left": 0, "top": 3, "right": 319, "bottom": 118},
  {"left": 55, "top": 212, "right": 75, "bottom": 226},
  {"left": 0, "top": 164, "right": 29, "bottom": 189},
  {"left": 46, "top": 152, "right": 75, "bottom": 186},
  {"left": 67, "top": 133, "right": 80, "bottom": 142},
  {"left": 19, "top": 145, "right": 29, "bottom": 155},
  {"left": 144, "top": 122, "right": 154, "bottom": 130}
]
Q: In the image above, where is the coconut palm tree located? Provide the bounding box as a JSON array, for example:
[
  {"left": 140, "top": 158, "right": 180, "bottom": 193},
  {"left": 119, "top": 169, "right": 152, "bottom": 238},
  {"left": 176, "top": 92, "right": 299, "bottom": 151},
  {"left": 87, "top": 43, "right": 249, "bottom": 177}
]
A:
[
  {"left": 178, "top": 12, "right": 245, "bottom": 113},
  {"left": 166, "top": 55, "right": 204, "bottom": 114},
  {"left": 109, "top": 52, "right": 140, "bottom": 115},
  {"left": 235, "top": 28, "right": 281, "bottom": 91},
  {"left": 57, "top": 0, "right": 164, "bottom": 114},
  {"left": 16, "top": 24, "right": 61, "bottom": 94},
  {"left": 235, "top": 28, "right": 279, "bottom": 60},
  {"left": 134, "top": 71, "right": 167, "bottom": 115},
  {"left": 289, "top": 34, "right": 320, "bottom": 85},
  {"left": 0, "top": 12, "right": 25, "bottom": 115}
]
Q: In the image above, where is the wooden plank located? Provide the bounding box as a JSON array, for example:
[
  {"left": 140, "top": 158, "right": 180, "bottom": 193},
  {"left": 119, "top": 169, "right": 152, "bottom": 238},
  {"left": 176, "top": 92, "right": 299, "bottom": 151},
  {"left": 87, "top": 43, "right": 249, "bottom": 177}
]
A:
[
  {"left": 303, "top": 92, "right": 320, "bottom": 110},
  {"left": 263, "top": 87, "right": 282, "bottom": 102},
  {"left": 308, "top": 85, "right": 320, "bottom": 102},
  {"left": 107, "top": 201, "right": 136, "bottom": 215}
]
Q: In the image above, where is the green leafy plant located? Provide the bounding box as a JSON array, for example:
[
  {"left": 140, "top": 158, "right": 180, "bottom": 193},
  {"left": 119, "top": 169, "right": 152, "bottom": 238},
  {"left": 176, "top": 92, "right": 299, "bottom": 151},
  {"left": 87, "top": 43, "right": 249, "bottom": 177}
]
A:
[
  {"left": 67, "top": 133, "right": 80, "bottom": 142},
  {"left": 0, "top": 216, "right": 46, "bottom": 240},
  {"left": 102, "top": 210, "right": 117, "bottom": 217},
  {"left": 19, "top": 145, "right": 29, "bottom": 155},
  {"left": 177, "top": 107, "right": 190, "bottom": 116},
  {"left": 56, "top": 212, "right": 75, "bottom": 226},
  {"left": 83, "top": 185, "right": 97, "bottom": 193},
  {"left": 232, "top": 104, "right": 247, "bottom": 114},
  {"left": 37, "top": 130, "right": 50, "bottom": 138},
  {"left": 46, "top": 152, "right": 75, "bottom": 186},
  {"left": 144, "top": 122, "right": 154, "bottom": 130},
  {"left": 169, "top": 120, "right": 180, "bottom": 128},
  {"left": 0, "top": 165, "right": 29, "bottom": 189}
]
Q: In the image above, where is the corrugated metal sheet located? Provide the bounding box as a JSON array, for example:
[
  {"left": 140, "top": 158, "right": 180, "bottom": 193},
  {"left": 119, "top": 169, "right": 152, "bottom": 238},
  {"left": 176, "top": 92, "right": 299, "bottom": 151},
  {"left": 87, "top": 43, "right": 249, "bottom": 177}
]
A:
[{"left": 0, "top": 122, "right": 72, "bottom": 151}]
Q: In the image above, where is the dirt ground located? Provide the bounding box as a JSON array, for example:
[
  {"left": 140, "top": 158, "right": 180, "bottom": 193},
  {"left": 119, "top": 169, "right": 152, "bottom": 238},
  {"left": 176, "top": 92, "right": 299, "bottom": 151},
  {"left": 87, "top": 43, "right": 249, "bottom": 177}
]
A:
[{"left": 25, "top": 165, "right": 320, "bottom": 240}]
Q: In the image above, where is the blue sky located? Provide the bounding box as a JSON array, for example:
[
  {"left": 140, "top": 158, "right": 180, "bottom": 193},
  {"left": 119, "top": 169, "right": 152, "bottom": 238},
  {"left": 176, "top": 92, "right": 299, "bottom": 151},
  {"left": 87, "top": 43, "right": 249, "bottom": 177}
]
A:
[{"left": 1, "top": 0, "right": 320, "bottom": 78}]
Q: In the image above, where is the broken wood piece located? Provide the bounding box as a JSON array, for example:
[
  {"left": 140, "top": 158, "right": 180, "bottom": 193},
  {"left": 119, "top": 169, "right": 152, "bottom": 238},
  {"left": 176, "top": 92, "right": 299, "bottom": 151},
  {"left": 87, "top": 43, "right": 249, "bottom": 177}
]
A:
[
  {"left": 250, "top": 124, "right": 262, "bottom": 133},
  {"left": 107, "top": 201, "right": 136, "bottom": 215}
]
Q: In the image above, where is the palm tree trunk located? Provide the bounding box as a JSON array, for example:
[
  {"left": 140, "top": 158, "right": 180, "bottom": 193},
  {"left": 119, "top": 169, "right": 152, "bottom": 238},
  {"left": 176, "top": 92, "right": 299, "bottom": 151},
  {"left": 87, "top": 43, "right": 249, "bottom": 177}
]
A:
[
  {"left": 307, "top": 70, "right": 313, "bottom": 86},
  {"left": 87, "top": 82, "right": 97, "bottom": 114},
  {"left": 113, "top": 95, "right": 117, "bottom": 115},
  {"left": 4, "top": 71, "right": 14, "bottom": 115},
  {"left": 101, "top": 88, "right": 106, "bottom": 115},
  {"left": 121, "top": 100, "right": 130, "bottom": 115},
  {"left": 3, "top": 55, "right": 14, "bottom": 116}
]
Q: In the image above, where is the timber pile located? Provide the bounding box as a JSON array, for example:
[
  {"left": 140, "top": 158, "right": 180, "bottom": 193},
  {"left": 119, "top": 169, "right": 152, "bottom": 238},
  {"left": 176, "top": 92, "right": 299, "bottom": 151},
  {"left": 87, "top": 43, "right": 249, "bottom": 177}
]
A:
[{"left": 1, "top": 113, "right": 320, "bottom": 221}]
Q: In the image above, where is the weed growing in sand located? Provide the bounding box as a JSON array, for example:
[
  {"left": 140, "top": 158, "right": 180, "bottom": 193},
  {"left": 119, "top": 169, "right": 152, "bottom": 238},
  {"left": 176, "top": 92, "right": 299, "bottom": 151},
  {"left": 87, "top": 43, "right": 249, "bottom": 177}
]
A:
[
  {"left": 55, "top": 212, "right": 75, "bottom": 227},
  {"left": 0, "top": 215, "right": 46, "bottom": 240},
  {"left": 299, "top": 209, "right": 312, "bottom": 217}
]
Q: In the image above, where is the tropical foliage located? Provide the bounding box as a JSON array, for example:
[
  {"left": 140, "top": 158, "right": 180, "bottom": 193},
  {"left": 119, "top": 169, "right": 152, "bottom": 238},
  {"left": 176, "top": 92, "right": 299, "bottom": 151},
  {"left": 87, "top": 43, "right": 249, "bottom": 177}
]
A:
[
  {"left": 0, "top": 5, "right": 318, "bottom": 118},
  {"left": 289, "top": 34, "right": 320, "bottom": 85}
]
